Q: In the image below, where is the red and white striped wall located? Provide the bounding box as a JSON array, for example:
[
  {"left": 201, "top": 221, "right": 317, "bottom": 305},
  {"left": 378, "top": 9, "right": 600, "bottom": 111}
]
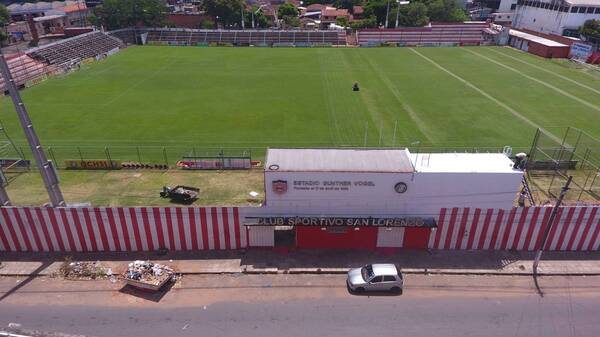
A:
[
  {"left": 0, "top": 207, "right": 245, "bottom": 252},
  {"left": 428, "top": 206, "right": 600, "bottom": 251},
  {"left": 1, "top": 206, "right": 600, "bottom": 252}
]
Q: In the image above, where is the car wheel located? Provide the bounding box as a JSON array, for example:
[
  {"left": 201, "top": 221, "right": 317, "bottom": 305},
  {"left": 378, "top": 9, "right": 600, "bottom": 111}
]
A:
[{"left": 391, "top": 286, "right": 402, "bottom": 294}]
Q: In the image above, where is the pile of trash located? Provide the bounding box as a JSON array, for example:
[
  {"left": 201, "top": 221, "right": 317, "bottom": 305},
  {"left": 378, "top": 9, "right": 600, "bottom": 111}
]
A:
[
  {"left": 125, "top": 260, "right": 174, "bottom": 286},
  {"left": 59, "top": 259, "right": 111, "bottom": 280}
]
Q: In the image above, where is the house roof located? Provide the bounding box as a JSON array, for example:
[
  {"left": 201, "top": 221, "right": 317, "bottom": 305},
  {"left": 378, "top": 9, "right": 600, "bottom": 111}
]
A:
[
  {"left": 321, "top": 8, "right": 349, "bottom": 17},
  {"left": 63, "top": 2, "right": 87, "bottom": 13},
  {"left": 565, "top": 0, "right": 600, "bottom": 5},
  {"left": 306, "top": 3, "right": 326, "bottom": 11},
  {"left": 353, "top": 5, "right": 364, "bottom": 14}
]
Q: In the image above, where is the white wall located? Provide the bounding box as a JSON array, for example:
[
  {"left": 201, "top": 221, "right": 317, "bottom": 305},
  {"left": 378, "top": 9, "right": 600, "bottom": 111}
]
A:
[
  {"left": 264, "top": 171, "right": 523, "bottom": 217},
  {"left": 514, "top": 5, "right": 600, "bottom": 35},
  {"left": 499, "top": 0, "right": 517, "bottom": 13}
]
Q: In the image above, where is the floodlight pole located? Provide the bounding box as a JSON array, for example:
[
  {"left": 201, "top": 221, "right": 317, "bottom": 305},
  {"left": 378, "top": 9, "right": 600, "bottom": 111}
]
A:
[
  {"left": 385, "top": 1, "right": 390, "bottom": 28},
  {"left": 395, "top": 1, "right": 410, "bottom": 28},
  {"left": 0, "top": 50, "right": 65, "bottom": 207},
  {"left": 532, "top": 175, "right": 572, "bottom": 276}
]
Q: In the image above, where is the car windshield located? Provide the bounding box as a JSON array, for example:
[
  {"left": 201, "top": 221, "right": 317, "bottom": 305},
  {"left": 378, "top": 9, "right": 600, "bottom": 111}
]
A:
[{"left": 361, "top": 265, "right": 374, "bottom": 281}]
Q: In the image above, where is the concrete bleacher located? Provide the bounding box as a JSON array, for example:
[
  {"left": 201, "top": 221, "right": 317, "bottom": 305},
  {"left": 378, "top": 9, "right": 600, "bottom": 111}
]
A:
[
  {"left": 357, "top": 22, "right": 490, "bottom": 46},
  {"left": 141, "top": 28, "right": 346, "bottom": 46},
  {"left": 108, "top": 28, "right": 137, "bottom": 45},
  {"left": 27, "top": 31, "right": 124, "bottom": 65},
  {"left": 0, "top": 53, "right": 47, "bottom": 92}
]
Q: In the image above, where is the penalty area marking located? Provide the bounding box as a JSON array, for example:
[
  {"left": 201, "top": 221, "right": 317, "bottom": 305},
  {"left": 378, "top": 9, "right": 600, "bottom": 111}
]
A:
[
  {"left": 465, "top": 48, "right": 600, "bottom": 114},
  {"left": 408, "top": 48, "right": 557, "bottom": 142},
  {"left": 487, "top": 47, "right": 600, "bottom": 96}
]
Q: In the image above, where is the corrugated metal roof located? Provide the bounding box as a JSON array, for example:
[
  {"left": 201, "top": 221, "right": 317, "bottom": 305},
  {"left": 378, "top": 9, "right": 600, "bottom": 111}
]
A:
[
  {"left": 566, "top": 0, "right": 600, "bottom": 5},
  {"left": 509, "top": 29, "right": 567, "bottom": 47},
  {"left": 265, "top": 148, "right": 415, "bottom": 173}
]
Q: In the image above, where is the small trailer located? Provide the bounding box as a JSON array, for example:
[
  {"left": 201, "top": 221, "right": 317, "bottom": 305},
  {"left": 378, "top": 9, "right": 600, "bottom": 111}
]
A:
[
  {"left": 124, "top": 274, "right": 173, "bottom": 292},
  {"left": 160, "top": 185, "right": 199, "bottom": 204},
  {"left": 124, "top": 260, "right": 175, "bottom": 292}
]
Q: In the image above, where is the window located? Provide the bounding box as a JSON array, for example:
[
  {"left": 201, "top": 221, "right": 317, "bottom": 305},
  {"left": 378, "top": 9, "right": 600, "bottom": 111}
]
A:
[
  {"left": 571, "top": 6, "right": 578, "bottom": 12},
  {"left": 511, "top": 3, "right": 517, "bottom": 9},
  {"left": 371, "top": 276, "right": 383, "bottom": 283},
  {"left": 596, "top": 7, "right": 600, "bottom": 13},
  {"left": 383, "top": 275, "right": 396, "bottom": 282},
  {"left": 579, "top": 7, "right": 587, "bottom": 13},
  {"left": 587, "top": 7, "right": 595, "bottom": 13},
  {"left": 544, "top": 3, "right": 550, "bottom": 9}
]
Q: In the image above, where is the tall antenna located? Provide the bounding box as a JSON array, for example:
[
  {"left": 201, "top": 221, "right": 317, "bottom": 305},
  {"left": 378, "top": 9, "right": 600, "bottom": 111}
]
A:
[{"left": 0, "top": 49, "right": 65, "bottom": 206}]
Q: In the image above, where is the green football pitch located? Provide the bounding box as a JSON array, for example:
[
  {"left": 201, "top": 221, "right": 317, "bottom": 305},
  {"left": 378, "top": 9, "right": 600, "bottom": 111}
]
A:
[{"left": 2, "top": 45, "right": 600, "bottom": 163}]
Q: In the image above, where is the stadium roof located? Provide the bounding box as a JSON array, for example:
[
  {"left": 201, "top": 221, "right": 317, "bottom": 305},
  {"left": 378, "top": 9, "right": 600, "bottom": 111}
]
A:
[
  {"left": 265, "top": 148, "right": 415, "bottom": 173},
  {"left": 565, "top": 0, "right": 600, "bottom": 5},
  {"left": 509, "top": 29, "right": 567, "bottom": 47},
  {"left": 411, "top": 153, "right": 520, "bottom": 173}
]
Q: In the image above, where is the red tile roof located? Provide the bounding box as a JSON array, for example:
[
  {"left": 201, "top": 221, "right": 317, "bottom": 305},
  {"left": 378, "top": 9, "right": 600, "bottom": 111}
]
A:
[{"left": 321, "top": 8, "right": 349, "bottom": 17}]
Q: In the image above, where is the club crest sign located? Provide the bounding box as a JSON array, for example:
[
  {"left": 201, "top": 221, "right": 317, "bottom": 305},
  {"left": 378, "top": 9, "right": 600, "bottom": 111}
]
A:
[{"left": 272, "top": 180, "right": 288, "bottom": 194}]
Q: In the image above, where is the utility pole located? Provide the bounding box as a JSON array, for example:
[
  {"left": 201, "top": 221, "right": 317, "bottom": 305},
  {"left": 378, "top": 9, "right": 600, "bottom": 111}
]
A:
[
  {"left": 533, "top": 176, "right": 572, "bottom": 275},
  {"left": 395, "top": 1, "right": 410, "bottom": 28},
  {"left": 241, "top": 5, "right": 245, "bottom": 29},
  {"left": 0, "top": 50, "right": 65, "bottom": 207},
  {"left": 385, "top": 1, "right": 390, "bottom": 28}
]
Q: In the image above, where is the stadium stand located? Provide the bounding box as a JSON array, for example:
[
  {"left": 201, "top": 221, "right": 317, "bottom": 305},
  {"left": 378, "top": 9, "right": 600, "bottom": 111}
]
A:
[
  {"left": 357, "top": 22, "right": 490, "bottom": 46},
  {"left": 27, "top": 31, "right": 124, "bottom": 65},
  {"left": 138, "top": 28, "right": 346, "bottom": 46},
  {"left": 0, "top": 53, "right": 47, "bottom": 92},
  {"left": 108, "top": 28, "right": 137, "bottom": 45}
]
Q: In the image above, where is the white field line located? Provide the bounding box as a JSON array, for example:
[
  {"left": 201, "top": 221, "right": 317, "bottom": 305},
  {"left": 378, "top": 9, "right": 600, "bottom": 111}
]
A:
[
  {"left": 488, "top": 47, "right": 600, "bottom": 96},
  {"left": 102, "top": 58, "right": 178, "bottom": 107},
  {"left": 465, "top": 48, "right": 600, "bottom": 113},
  {"left": 408, "top": 48, "right": 555, "bottom": 140},
  {"left": 362, "top": 54, "right": 435, "bottom": 142}
]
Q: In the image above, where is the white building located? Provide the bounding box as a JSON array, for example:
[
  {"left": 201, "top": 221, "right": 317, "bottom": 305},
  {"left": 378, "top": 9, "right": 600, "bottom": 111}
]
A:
[
  {"left": 499, "top": 0, "right": 518, "bottom": 12},
  {"left": 262, "top": 148, "right": 523, "bottom": 217},
  {"left": 513, "top": 0, "right": 600, "bottom": 36}
]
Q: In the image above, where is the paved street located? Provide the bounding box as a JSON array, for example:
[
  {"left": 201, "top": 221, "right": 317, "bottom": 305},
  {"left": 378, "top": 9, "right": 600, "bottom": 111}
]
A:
[{"left": 0, "top": 274, "right": 599, "bottom": 337}]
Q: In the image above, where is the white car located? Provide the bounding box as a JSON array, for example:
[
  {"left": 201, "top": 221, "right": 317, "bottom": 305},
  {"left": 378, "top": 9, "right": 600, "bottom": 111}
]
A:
[{"left": 346, "top": 264, "right": 403, "bottom": 294}]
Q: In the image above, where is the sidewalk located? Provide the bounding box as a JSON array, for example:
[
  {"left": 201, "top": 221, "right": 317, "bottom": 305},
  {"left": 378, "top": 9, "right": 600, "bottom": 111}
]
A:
[{"left": 1, "top": 250, "right": 600, "bottom": 277}]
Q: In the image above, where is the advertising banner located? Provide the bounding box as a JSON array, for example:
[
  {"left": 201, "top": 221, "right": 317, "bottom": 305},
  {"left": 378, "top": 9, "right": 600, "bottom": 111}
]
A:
[
  {"left": 65, "top": 160, "right": 122, "bottom": 170},
  {"left": 177, "top": 158, "right": 251, "bottom": 170},
  {"left": 570, "top": 42, "right": 593, "bottom": 60}
]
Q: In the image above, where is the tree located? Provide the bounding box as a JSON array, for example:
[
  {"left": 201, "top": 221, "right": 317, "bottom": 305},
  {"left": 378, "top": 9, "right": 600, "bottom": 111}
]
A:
[
  {"left": 282, "top": 15, "right": 300, "bottom": 28},
  {"left": 427, "top": 0, "right": 467, "bottom": 22},
  {"left": 334, "top": 0, "right": 362, "bottom": 11},
  {"left": 246, "top": 5, "right": 271, "bottom": 28},
  {"left": 203, "top": 0, "right": 245, "bottom": 28},
  {"left": 91, "top": 0, "right": 167, "bottom": 30},
  {"left": 399, "top": 2, "right": 429, "bottom": 27},
  {"left": 363, "top": 0, "right": 388, "bottom": 27},
  {"left": 278, "top": 3, "right": 299, "bottom": 28},
  {"left": 0, "top": 4, "right": 10, "bottom": 46},
  {"left": 278, "top": 3, "right": 299, "bottom": 18},
  {"left": 200, "top": 19, "right": 216, "bottom": 29},
  {"left": 336, "top": 16, "right": 348, "bottom": 27},
  {"left": 581, "top": 19, "right": 600, "bottom": 40},
  {"left": 349, "top": 15, "right": 377, "bottom": 29}
]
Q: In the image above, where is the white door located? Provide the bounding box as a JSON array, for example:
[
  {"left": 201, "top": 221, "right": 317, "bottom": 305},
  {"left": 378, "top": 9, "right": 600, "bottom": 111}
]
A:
[
  {"left": 247, "top": 226, "right": 275, "bottom": 247},
  {"left": 376, "top": 227, "right": 405, "bottom": 248}
]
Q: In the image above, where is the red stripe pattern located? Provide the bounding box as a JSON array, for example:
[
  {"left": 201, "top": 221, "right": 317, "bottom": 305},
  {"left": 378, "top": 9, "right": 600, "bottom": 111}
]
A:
[
  {"left": 2, "top": 206, "right": 600, "bottom": 252},
  {"left": 0, "top": 207, "right": 244, "bottom": 252},
  {"left": 429, "top": 207, "right": 600, "bottom": 251}
]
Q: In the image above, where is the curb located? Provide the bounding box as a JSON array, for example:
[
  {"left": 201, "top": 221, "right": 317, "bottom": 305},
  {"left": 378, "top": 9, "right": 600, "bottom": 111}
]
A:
[{"left": 3, "top": 268, "right": 600, "bottom": 277}]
